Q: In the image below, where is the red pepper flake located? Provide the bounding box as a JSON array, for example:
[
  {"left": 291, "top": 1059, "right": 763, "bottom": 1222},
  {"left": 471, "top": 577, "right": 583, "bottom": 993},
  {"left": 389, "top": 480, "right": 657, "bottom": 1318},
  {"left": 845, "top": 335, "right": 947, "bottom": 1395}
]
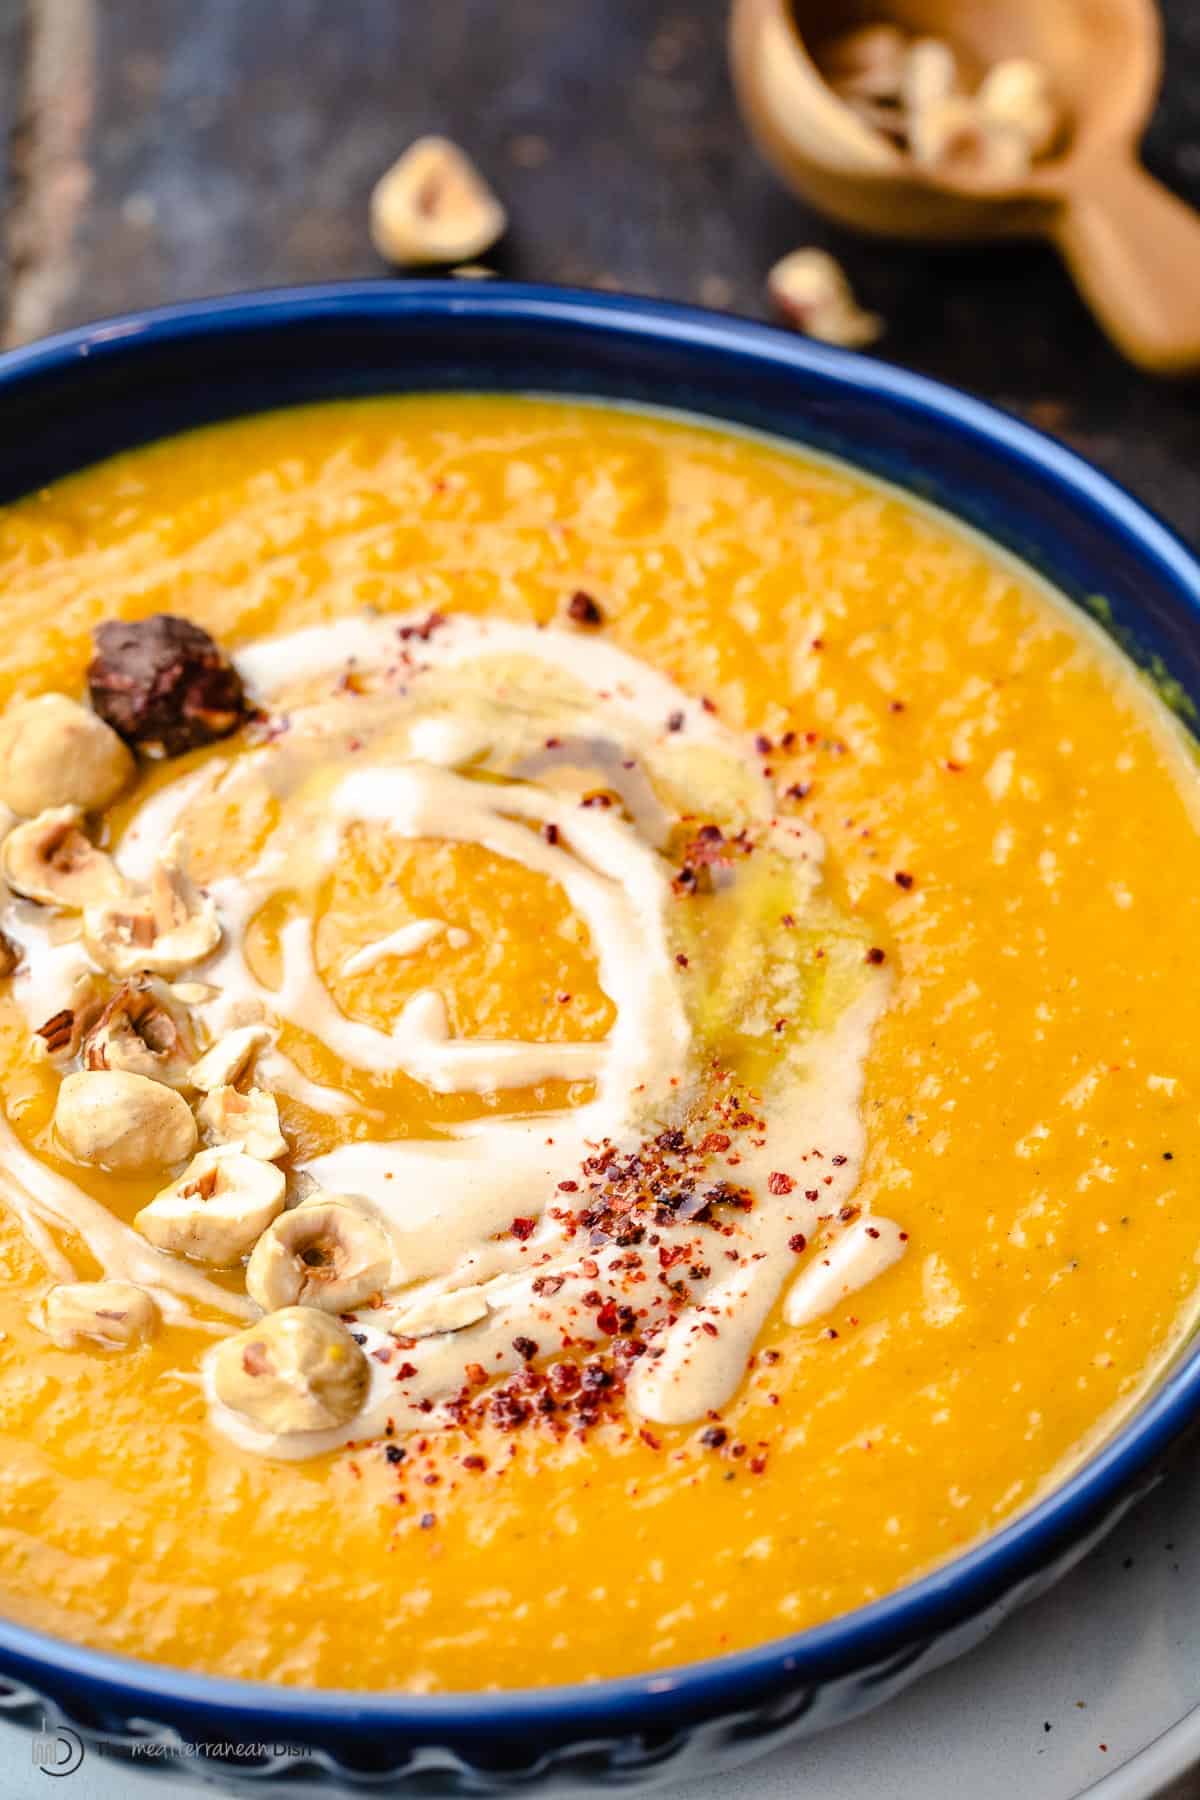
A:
[
  {"left": 889, "top": 699, "right": 906, "bottom": 713},
  {"left": 394, "top": 1361, "right": 418, "bottom": 1380},
  {"left": 894, "top": 871, "right": 914, "bottom": 890},
  {"left": 865, "top": 946, "right": 886, "bottom": 965},
  {"left": 701, "top": 1321, "right": 719, "bottom": 1337},
  {"left": 675, "top": 952, "right": 689, "bottom": 968},
  {"left": 700, "top": 1425, "right": 727, "bottom": 1449},
  {"left": 750, "top": 1454, "right": 768, "bottom": 1474},
  {"left": 702, "top": 1132, "right": 732, "bottom": 1154},
  {"left": 831, "top": 1154, "right": 847, "bottom": 1166},
  {"left": 701, "top": 696, "right": 717, "bottom": 714},
  {"left": 513, "top": 1335, "right": 539, "bottom": 1362},
  {"left": 396, "top": 611, "right": 446, "bottom": 642},
  {"left": 767, "top": 1171, "right": 795, "bottom": 1195},
  {"left": 788, "top": 1233, "right": 807, "bottom": 1253},
  {"left": 780, "top": 913, "right": 796, "bottom": 928},
  {"left": 385, "top": 1444, "right": 406, "bottom": 1465},
  {"left": 667, "top": 710, "right": 685, "bottom": 732},
  {"left": 596, "top": 1301, "right": 621, "bottom": 1335},
  {"left": 463, "top": 1453, "right": 487, "bottom": 1471},
  {"left": 567, "top": 590, "right": 604, "bottom": 625},
  {"left": 557, "top": 1179, "right": 579, "bottom": 1193},
  {"left": 639, "top": 1427, "right": 662, "bottom": 1450},
  {"left": 419, "top": 1512, "right": 437, "bottom": 1529},
  {"left": 784, "top": 782, "right": 811, "bottom": 801},
  {"left": 543, "top": 822, "right": 560, "bottom": 846},
  {"left": 945, "top": 760, "right": 964, "bottom": 772},
  {"left": 754, "top": 733, "right": 773, "bottom": 755},
  {"left": 866, "top": 1226, "right": 880, "bottom": 1239},
  {"left": 510, "top": 1216, "right": 536, "bottom": 1240}
]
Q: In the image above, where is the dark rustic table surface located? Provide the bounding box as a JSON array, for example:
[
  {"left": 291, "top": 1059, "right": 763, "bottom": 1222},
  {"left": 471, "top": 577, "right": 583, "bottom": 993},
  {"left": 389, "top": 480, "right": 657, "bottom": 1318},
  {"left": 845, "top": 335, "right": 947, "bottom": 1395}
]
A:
[{"left": 0, "top": 0, "right": 1196, "bottom": 543}]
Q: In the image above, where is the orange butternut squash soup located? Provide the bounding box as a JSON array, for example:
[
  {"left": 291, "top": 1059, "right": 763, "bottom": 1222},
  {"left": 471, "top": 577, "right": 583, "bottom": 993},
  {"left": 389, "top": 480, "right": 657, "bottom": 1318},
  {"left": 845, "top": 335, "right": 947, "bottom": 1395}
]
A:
[{"left": 0, "top": 394, "right": 1196, "bottom": 1692}]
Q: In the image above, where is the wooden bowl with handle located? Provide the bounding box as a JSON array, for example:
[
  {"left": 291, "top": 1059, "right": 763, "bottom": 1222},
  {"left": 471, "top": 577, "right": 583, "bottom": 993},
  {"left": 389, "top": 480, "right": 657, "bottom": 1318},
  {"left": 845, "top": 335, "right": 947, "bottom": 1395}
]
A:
[{"left": 728, "top": 0, "right": 1200, "bottom": 374}]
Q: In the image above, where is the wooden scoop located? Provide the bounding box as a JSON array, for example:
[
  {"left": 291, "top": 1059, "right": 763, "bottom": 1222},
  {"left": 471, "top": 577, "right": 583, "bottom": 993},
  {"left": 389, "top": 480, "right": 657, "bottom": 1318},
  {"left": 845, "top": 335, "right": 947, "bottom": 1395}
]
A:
[{"left": 729, "top": 0, "right": 1200, "bottom": 374}]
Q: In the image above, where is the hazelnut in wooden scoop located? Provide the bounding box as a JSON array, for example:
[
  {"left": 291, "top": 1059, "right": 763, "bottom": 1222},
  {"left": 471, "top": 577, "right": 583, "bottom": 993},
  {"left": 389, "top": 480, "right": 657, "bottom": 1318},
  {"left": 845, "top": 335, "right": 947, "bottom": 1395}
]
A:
[
  {"left": 370, "top": 136, "right": 507, "bottom": 267},
  {"left": 212, "top": 1307, "right": 370, "bottom": 1434},
  {"left": 88, "top": 614, "right": 248, "bottom": 757},
  {"left": 0, "top": 694, "right": 134, "bottom": 816}
]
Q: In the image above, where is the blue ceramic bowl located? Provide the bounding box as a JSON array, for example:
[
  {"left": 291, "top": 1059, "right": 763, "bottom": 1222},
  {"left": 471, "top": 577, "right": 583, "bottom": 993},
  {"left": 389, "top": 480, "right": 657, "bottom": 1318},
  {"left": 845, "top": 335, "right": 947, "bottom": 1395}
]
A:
[{"left": 2, "top": 283, "right": 1200, "bottom": 1794}]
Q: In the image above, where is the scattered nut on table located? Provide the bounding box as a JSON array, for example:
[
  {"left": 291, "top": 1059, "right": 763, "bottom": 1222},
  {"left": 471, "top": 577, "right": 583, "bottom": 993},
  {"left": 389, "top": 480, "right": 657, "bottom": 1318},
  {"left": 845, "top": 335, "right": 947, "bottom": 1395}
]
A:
[
  {"left": 88, "top": 614, "right": 249, "bottom": 757},
  {"left": 197, "top": 1085, "right": 287, "bottom": 1160},
  {"left": 2, "top": 806, "right": 125, "bottom": 908},
  {"left": 84, "top": 832, "right": 220, "bottom": 976},
  {"left": 135, "top": 1147, "right": 286, "bottom": 1265},
  {"left": 370, "top": 136, "right": 507, "bottom": 267},
  {"left": 54, "top": 1069, "right": 198, "bottom": 1174},
  {"left": 212, "top": 1306, "right": 370, "bottom": 1433},
  {"left": 0, "top": 694, "right": 134, "bottom": 817},
  {"left": 42, "top": 1279, "right": 160, "bottom": 1350},
  {"left": 766, "top": 249, "right": 883, "bottom": 348},
  {"left": 81, "top": 976, "right": 198, "bottom": 1088},
  {"left": 246, "top": 1198, "right": 391, "bottom": 1313}
]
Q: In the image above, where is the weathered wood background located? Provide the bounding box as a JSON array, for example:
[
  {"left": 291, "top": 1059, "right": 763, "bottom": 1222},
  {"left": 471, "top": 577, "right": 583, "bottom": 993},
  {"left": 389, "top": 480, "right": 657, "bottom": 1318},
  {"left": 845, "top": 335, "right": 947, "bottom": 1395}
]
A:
[{"left": 0, "top": 0, "right": 1197, "bottom": 542}]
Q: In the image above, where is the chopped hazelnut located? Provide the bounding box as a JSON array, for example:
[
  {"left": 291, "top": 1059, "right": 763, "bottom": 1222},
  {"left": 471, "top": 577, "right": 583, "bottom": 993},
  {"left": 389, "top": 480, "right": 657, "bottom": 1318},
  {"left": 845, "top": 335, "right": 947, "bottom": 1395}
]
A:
[
  {"left": 84, "top": 833, "right": 220, "bottom": 977},
  {"left": 88, "top": 615, "right": 248, "bottom": 757},
  {"left": 369, "top": 136, "right": 507, "bottom": 267},
  {"left": 197, "top": 1085, "right": 287, "bottom": 1160},
  {"left": 82, "top": 976, "right": 198, "bottom": 1089}
]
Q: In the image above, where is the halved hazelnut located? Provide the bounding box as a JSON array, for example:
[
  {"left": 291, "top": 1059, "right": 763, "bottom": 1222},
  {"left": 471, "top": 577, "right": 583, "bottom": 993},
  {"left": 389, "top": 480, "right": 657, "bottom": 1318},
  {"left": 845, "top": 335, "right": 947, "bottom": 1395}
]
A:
[
  {"left": 2, "top": 806, "right": 125, "bottom": 908},
  {"left": 0, "top": 694, "right": 135, "bottom": 818},
  {"left": 135, "top": 1147, "right": 285, "bottom": 1265},
  {"left": 187, "top": 1023, "right": 270, "bottom": 1093},
  {"left": 369, "top": 136, "right": 507, "bottom": 267},
  {"left": 246, "top": 1199, "right": 391, "bottom": 1313},
  {"left": 81, "top": 976, "right": 197, "bottom": 1089},
  {"left": 391, "top": 1286, "right": 489, "bottom": 1338},
  {"left": 908, "top": 94, "right": 1032, "bottom": 180},
  {"left": 42, "top": 1279, "right": 159, "bottom": 1350},
  {"left": 197, "top": 1085, "right": 287, "bottom": 1161},
  {"left": 212, "top": 1306, "right": 369, "bottom": 1434},
  {"left": 54, "top": 1069, "right": 197, "bottom": 1174},
  {"left": 83, "top": 833, "right": 220, "bottom": 977},
  {"left": 767, "top": 249, "right": 883, "bottom": 349}
]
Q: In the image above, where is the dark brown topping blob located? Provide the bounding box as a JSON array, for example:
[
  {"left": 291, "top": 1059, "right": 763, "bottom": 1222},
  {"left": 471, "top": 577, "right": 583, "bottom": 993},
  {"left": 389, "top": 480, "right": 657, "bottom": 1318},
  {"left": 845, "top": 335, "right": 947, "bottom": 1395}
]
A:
[
  {"left": 88, "top": 615, "right": 248, "bottom": 757},
  {"left": 566, "top": 590, "right": 604, "bottom": 626},
  {"left": 0, "top": 929, "right": 21, "bottom": 978}
]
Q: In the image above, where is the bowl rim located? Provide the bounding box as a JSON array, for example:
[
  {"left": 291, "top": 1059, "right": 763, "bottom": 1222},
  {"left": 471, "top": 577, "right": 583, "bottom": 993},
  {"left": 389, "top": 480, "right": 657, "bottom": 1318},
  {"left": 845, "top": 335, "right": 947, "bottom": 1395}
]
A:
[{"left": 1, "top": 279, "right": 1199, "bottom": 1729}]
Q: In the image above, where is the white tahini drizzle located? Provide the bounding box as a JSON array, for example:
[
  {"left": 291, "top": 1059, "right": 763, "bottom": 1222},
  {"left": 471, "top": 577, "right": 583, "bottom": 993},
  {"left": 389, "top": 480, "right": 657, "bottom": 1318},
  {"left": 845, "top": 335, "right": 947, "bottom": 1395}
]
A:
[{"left": 0, "top": 610, "right": 906, "bottom": 1452}]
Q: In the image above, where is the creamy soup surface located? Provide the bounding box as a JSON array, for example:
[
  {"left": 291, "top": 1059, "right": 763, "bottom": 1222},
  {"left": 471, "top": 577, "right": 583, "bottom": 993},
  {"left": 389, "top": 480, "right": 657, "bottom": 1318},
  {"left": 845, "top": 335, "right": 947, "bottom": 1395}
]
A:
[{"left": 0, "top": 395, "right": 1196, "bottom": 1692}]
